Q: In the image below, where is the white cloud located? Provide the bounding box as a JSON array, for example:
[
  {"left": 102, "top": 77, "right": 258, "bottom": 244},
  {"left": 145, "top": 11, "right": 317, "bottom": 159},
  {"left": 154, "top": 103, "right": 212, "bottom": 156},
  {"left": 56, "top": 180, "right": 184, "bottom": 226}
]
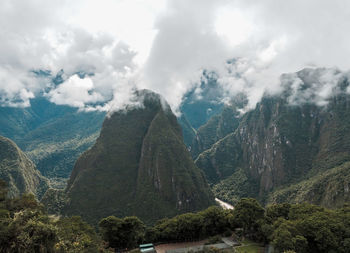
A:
[
  {"left": 1, "top": 0, "right": 350, "bottom": 112},
  {"left": 0, "top": 66, "right": 48, "bottom": 107},
  {"left": 282, "top": 68, "right": 345, "bottom": 107},
  {"left": 47, "top": 75, "right": 104, "bottom": 108}
]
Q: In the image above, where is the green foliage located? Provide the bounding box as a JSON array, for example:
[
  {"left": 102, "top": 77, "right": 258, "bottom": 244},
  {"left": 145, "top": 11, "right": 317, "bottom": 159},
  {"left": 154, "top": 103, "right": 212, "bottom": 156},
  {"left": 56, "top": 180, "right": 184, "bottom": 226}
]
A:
[
  {"left": 269, "top": 203, "right": 350, "bottom": 253},
  {"left": 54, "top": 216, "right": 101, "bottom": 253},
  {"left": 65, "top": 90, "right": 214, "bottom": 225},
  {"left": 265, "top": 203, "right": 291, "bottom": 223},
  {"left": 152, "top": 206, "right": 233, "bottom": 243},
  {"left": 232, "top": 198, "right": 265, "bottom": 237},
  {"left": 0, "top": 136, "right": 49, "bottom": 199},
  {"left": 199, "top": 206, "right": 231, "bottom": 236},
  {"left": 177, "top": 114, "right": 196, "bottom": 148},
  {"left": 99, "top": 216, "right": 145, "bottom": 249},
  {"left": 268, "top": 161, "right": 350, "bottom": 208},
  {"left": 195, "top": 85, "right": 350, "bottom": 209},
  {"left": 0, "top": 97, "right": 105, "bottom": 179},
  {"left": 0, "top": 180, "right": 107, "bottom": 253},
  {"left": 191, "top": 105, "right": 241, "bottom": 159},
  {"left": 2, "top": 175, "right": 350, "bottom": 253},
  {"left": 212, "top": 168, "right": 259, "bottom": 205}
]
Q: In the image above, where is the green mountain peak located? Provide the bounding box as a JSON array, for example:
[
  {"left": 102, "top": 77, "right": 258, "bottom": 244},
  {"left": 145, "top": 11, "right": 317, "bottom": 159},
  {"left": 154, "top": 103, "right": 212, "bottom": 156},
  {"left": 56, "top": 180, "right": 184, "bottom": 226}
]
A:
[{"left": 63, "top": 90, "right": 214, "bottom": 224}]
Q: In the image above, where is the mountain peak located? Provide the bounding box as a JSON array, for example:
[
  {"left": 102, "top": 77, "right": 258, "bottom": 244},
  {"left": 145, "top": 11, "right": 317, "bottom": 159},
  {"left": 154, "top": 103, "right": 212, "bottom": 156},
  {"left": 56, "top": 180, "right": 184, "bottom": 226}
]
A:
[{"left": 64, "top": 90, "right": 214, "bottom": 224}]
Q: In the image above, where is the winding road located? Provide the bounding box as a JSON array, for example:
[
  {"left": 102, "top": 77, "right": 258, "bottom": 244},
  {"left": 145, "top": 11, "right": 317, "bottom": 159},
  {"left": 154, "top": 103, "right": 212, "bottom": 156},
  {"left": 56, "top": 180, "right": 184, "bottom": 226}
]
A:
[{"left": 215, "top": 198, "right": 234, "bottom": 210}]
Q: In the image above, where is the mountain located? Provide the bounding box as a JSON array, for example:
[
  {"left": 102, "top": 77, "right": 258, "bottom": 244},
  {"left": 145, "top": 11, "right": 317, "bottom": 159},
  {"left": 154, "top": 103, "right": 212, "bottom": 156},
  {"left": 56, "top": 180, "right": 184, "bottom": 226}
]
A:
[
  {"left": 267, "top": 161, "right": 350, "bottom": 208},
  {"left": 196, "top": 68, "right": 350, "bottom": 207},
  {"left": 0, "top": 97, "right": 105, "bottom": 182},
  {"left": 191, "top": 103, "right": 243, "bottom": 159},
  {"left": 178, "top": 71, "right": 226, "bottom": 147},
  {"left": 63, "top": 90, "right": 214, "bottom": 225},
  {"left": 0, "top": 70, "right": 226, "bottom": 183},
  {"left": 180, "top": 71, "right": 224, "bottom": 129},
  {"left": 0, "top": 135, "right": 48, "bottom": 198}
]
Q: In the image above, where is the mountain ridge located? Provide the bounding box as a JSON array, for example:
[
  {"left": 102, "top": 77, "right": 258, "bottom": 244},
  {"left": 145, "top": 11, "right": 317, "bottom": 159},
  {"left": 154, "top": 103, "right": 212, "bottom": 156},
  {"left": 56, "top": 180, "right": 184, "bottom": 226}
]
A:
[
  {"left": 63, "top": 90, "right": 214, "bottom": 225},
  {"left": 0, "top": 135, "right": 49, "bottom": 198},
  {"left": 195, "top": 68, "right": 350, "bottom": 208}
]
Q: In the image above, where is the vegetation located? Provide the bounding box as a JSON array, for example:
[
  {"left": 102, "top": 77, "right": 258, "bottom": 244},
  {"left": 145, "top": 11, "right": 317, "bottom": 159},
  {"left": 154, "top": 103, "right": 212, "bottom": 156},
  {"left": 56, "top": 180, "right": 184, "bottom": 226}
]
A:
[
  {"left": 1, "top": 178, "right": 349, "bottom": 253},
  {"left": 99, "top": 216, "right": 145, "bottom": 249},
  {"left": 195, "top": 76, "right": 350, "bottom": 208},
  {"left": 234, "top": 239, "right": 265, "bottom": 253},
  {"left": 64, "top": 90, "right": 214, "bottom": 225},
  {"left": 268, "top": 161, "right": 350, "bottom": 208},
  {"left": 0, "top": 135, "right": 49, "bottom": 199},
  {"left": 191, "top": 104, "right": 243, "bottom": 159},
  {"left": 0, "top": 180, "right": 110, "bottom": 253},
  {"left": 0, "top": 97, "right": 105, "bottom": 180},
  {"left": 265, "top": 203, "right": 350, "bottom": 252},
  {"left": 98, "top": 198, "right": 350, "bottom": 252}
]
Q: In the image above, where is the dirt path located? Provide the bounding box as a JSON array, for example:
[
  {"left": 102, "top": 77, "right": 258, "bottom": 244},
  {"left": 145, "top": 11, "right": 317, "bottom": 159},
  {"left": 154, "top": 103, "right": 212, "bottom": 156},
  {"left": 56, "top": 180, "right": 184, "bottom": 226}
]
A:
[{"left": 155, "top": 240, "right": 207, "bottom": 253}]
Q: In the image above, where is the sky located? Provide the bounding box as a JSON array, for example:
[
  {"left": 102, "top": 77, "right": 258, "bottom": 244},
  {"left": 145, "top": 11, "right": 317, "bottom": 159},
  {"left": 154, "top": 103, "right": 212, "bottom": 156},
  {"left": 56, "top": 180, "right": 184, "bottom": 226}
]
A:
[{"left": 1, "top": 0, "right": 350, "bottom": 112}]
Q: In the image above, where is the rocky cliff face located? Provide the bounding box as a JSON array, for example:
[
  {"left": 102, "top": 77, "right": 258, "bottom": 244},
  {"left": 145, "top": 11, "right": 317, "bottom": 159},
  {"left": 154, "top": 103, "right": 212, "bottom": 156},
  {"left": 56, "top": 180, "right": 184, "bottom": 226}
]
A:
[
  {"left": 196, "top": 68, "right": 350, "bottom": 207},
  {"left": 191, "top": 105, "right": 241, "bottom": 159},
  {"left": 64, "top": 90, "right": 214, "bottom": 224},
  {"left": 0, "top": 136, "right": 49, "bottom": 198}
]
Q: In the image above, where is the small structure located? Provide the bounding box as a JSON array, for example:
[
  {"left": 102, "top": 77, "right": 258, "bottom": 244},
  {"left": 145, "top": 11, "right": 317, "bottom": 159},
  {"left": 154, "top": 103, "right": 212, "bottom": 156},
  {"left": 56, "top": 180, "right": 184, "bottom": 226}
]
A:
[{"left": 140, "top": 243, "right": 157, "bottom": 253}]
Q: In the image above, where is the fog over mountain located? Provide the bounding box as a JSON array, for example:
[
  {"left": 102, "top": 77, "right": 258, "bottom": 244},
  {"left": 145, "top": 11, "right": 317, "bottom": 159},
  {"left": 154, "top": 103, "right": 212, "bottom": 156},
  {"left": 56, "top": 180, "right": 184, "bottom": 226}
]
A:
[{"left": 1, "top": 0, "right": 350, "bottom": 113}]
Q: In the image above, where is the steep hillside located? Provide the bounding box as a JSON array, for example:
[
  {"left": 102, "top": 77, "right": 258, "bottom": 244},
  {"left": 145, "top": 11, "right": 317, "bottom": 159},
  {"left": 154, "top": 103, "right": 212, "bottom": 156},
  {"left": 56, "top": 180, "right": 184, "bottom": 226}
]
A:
[
  {"left": 0, "top": 136, "right": 49, "bottom": 198},
  {"left": 196, "top": 68, "right": 350, "bottom": 207},
  {"left": 177, "top": 114, "right": 196, "bottom": 148},
  {"left": 0, "top": 97, "right": 105, "bottom": 180},
  {"left": 64, "top": 90, "right": 214, "bottom": 225},
  {"left": 191, "top": 105, "right": 241, "bottom": 159},
  {"left": 267, "top": 161, "right": 350, "bottom": 208}
]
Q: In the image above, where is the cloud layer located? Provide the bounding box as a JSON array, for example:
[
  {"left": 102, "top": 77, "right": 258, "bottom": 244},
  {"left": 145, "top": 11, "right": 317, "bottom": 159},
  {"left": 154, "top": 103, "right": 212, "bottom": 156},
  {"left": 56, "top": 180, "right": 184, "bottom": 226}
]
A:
[{"left": 1, "top": 0, "right": 350, "bottom": 112}]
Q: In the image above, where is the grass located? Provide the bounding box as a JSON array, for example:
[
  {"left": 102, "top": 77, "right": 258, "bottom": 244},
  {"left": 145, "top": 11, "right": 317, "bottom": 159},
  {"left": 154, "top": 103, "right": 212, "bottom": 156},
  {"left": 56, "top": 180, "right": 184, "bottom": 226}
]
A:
[
  {"left": 233, "top": 240, "right": 265, "bottom": 253},
  {"left": 235, "top": 245, "right": 265, "bottom": 253}
]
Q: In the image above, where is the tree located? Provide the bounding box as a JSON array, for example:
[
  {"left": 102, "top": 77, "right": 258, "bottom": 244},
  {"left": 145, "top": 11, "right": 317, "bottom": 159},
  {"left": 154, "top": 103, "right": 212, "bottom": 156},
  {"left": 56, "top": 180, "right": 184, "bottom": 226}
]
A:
[
  {"left": 99, "top": 216, "right": 145, "bottom": 249},
  {"left": 271, "top": 219, "right": 307, "bottom": 253},
  {"left": 266, "top": 203, "right": 291, "bottom": 223},
  {"left": 99, "top": 216, "right": 124, "bottom": 249},
  {"left": 122, "top": 216, "right": 145, "bottom": 248},
  {"left": 199, "top": 206, "right": 229, "bottom": 236},
  {"left": 54, "top": 216, "right": 101, "bottom": 253},
  {"left": 5, "top": 210, "right": 57, "bottom": 252},
  {"left": 176, "top": 213, "right": 203, "bottom": 241},
  {"left": 232, "top": 198, "right": 265, "bottom": 236}
]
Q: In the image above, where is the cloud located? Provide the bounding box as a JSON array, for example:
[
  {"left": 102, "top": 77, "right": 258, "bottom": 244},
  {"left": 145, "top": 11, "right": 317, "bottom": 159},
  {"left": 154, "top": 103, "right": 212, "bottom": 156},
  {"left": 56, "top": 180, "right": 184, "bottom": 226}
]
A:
[
  {"left": 140, "top": 0, "right": 231, "bottom": 111},
  {"left": 281, "top": 68, "right": 347, "bottom": 107},
  {"left": 0, "top": 0, "right": 139, "bottom": 109},
  {"left": 1, "top": 0, "right": 350, "bottom": 112},
  {"left": 139, "top": 0, "right": 350, "bottom": 112},
  {"left": 0, "top": 66, "right": 48, "bottom": 107},
  {"left": 47, "top": 75, "right": 104, "bottom": 108}
]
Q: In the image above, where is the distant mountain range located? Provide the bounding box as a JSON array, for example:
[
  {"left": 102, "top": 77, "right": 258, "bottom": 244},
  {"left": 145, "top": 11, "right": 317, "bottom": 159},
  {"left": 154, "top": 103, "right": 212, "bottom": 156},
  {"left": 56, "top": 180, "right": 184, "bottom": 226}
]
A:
[
  {"left": 1, "top": 67, "right": 350, "bottom": 225},
  {"left": 194, "top": 68, "right": 350, "bottom": 208},
  {"left": 0, "top": 97, "right": 105, "bottom": 183}
]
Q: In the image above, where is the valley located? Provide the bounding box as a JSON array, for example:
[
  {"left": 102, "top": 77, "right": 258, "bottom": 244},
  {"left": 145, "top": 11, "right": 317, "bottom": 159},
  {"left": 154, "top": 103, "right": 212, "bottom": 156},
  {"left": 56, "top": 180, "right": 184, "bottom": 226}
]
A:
[{"left": 0, "top": 69, "right": 350, "bottom": 253}]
